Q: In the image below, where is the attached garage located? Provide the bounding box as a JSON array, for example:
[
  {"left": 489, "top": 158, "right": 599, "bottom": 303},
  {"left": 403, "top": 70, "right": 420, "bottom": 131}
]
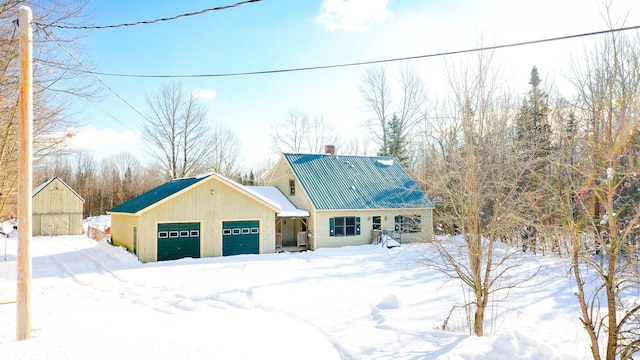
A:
[
  {"left": 108, "top": 173, "right": 280, "bottom": 263},
  {"left": 157, "top": 222, "right": 201, "bottom": 261},
  {"left": 222, "top": 220, "right": 259, "bottom": 256}
]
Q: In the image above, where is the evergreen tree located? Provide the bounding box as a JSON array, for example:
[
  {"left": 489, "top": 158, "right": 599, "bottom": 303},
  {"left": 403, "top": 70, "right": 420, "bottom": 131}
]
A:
[
  {"left": 515, "top": 66, "right": 551, "bottom": 158},
  {"left": 514, "top": 66, "right": 552, "bottom": 241},
  {"left": 388, "top": 114, "right": 409, "bottom": 165},
  {"left": 378, "top": 114, "right": 409, "bottom": 166}
]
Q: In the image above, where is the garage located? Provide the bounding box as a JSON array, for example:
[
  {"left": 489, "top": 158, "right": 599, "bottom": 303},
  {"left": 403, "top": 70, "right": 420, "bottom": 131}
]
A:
[
  {"left": 223, "top": 220, "right": 260, "bottom": 256},
  {"left": 157, "top": 222, "right": 201, "bottom": 261}
]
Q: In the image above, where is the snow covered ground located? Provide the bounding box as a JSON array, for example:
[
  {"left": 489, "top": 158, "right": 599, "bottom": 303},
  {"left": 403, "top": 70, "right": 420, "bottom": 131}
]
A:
[{"left": 0, "top": 228, "right": 600, "bottom": 359}]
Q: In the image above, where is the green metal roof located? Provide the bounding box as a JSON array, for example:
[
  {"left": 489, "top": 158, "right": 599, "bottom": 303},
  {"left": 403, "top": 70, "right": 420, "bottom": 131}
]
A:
[
  {"left": 108, "top": 174, "right": 211, "bottom": 214},
  {"left": 284, "top": 153, "right": 434, "bottom": 210}
]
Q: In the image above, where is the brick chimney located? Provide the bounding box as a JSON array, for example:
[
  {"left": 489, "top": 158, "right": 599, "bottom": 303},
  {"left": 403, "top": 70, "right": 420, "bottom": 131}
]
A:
[{"left": 325, "top": 145, "right": 335, "bottom": 155}]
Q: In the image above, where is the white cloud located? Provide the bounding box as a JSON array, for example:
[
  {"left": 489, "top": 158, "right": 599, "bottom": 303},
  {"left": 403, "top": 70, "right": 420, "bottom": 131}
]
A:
[
  {"left": 192, "top": 88, "right": 217, "bottom": 102},
  {"left": 61, "top": 125, "right": 140, "bottom": 153},
  {"left": 316, "top": 0, "right": 389, "bottom": 31}
]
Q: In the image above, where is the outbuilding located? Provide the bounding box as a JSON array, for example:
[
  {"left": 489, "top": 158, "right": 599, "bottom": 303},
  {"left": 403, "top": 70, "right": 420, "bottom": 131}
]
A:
[
  {"left": 32, "top": 177, "right": 85, "bottom": 236},
  {"left": 108, "top": 173, "right": 280, "bottom": 263}
]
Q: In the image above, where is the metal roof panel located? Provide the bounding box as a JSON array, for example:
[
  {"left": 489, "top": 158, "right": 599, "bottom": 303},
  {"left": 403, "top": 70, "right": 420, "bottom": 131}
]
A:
[{"left": 284, "top": 154, "right": 433, "bottom": 210}]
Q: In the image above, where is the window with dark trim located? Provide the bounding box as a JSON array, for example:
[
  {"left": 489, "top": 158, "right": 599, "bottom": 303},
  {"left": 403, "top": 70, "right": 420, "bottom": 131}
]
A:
[
  {"left": 372, "top": 216, "right": 382, "bottom": 231},
  {"left": 329, "top": 216, "right": 360, "bottom": 237},
  {"left": 289, "top": 179, "right": 296, "bottom": 195},
  {"left": 394, "top": 215, "right": 422, "bottom": 233}
]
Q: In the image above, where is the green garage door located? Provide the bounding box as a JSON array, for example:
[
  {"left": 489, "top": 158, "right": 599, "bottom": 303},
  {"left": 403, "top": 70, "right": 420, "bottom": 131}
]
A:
[
  {"left": 157, "top": 222, "right": 201, "bottom": 261},
  {"left": 223, "top": 220, "right": 260, "bottom": 256}
]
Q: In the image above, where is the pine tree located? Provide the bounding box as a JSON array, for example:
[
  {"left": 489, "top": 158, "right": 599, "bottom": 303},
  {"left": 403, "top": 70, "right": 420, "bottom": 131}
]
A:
[
  {"left": 514, "top": 66, "right": 552, "bottom": 244},
  {"left": 515, "top": 66, "right": 551, "bottom": 158},
  {"left": 379, "top": 114, "right": 409, "bottom": 166}
]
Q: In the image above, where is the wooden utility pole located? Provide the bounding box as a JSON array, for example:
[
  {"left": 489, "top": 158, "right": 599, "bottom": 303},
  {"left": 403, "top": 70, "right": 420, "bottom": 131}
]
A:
[{"left": 17, "top": 5, "right": 33, "bottom": 341}]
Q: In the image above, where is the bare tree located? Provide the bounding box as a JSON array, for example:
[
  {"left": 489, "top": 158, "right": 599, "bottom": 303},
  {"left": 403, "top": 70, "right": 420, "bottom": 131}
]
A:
[
  {"left": 555, "top": 22, "right": 640, "bottom": 360},
  {"left": 359, "top": 64, "right": 425, "bottom": 164},
  {"left": 73, "top": 151, "right": 96, "bottom": 216},
  {"left": 141, "top": 81, "right": 214, "bottom": 179},
  {"left": 207, "top": 123, "right": 242, "bottom": 177},
  {"left": 359, "top": 65, "right": 391, "bottom": 154},
  {"left": 338, "top": 136, "right": 371, "bottom": 156},
  {"left": 305, "top": 115, "right": 340, "bottom": 154},
  {"left": 0, "top": 0, "right": 93, "bottom": 219},
  {"left": 420, "top": 49, "right": 539, "bottom": 337},
  {"left": 270, "top": 108, "right": 340, "bottom": 154},
  {"left": 107, "top": 152, "right": 142, "bottom": 200},
  {"left": 270, "top": 108, "right": 309, "bottom": 153}
]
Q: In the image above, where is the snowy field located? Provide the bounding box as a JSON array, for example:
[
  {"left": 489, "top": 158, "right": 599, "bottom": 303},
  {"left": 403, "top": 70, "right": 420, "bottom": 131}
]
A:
[{"left": 0, "top": 230, "right": 601, "bottom": 359}]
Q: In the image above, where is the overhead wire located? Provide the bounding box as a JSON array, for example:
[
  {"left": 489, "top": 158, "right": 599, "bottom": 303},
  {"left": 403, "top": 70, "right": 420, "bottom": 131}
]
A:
[
  {"left": 34, "top": 0, "right": 262, "bottom": 30},
  {"left": 85, "top": 24, "right": 640, "bottom": 79},
  {"left": 26, "top": 5, "right": 640, "bottom": 132},
  {"left": 26, "top": 0, "right": 264, "bottom": 129},
  {"left": 33, "top": 22, "right": 149, "bottom": 131}
]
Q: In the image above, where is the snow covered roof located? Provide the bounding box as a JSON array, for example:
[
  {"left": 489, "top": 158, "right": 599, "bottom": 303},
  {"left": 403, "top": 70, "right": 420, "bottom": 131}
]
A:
[
  {"left": 247, "top": 186, "right": 310, "bottom": 217},
  {"left": 214, "top": 175, "right": 281, "bottom": 212}
]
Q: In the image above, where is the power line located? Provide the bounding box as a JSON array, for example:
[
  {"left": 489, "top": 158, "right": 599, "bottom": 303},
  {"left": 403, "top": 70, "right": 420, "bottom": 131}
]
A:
[
  {"left": 34, "top": 23, "right": 150, "bottom": 129},
  {"left": 34, "top": 0, "right": 263, "bottom": 30},
  {"left": 86, "top": 24, "right": 640, "bottom": 79}
]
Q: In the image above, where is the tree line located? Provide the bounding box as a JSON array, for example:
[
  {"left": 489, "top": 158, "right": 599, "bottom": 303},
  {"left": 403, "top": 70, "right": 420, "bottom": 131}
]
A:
[{"left": 412, "top": 30, "right": 640, "bottom": 360}]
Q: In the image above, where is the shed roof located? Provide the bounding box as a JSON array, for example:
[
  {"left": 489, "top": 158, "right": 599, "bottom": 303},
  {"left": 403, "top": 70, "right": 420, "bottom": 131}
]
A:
[
  {"left": 108, "top": 174, "right": 210, "bottom": 214},
  {"left": 248, "top": 186, "right": 309, "bottom": 217},
  {"left": 33, "top": 177, "right": 85, "bottom": 203},
  {"left": 283, "top": 153, "right": 434, "bottom": 210}
]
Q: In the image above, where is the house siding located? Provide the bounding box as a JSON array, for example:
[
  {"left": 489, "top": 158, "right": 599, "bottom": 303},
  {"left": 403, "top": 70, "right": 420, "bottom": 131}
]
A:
[
  {"left": 315, "top": 208, "right": 433, "bottom": 248},
  {"left": 110, "top": 214, "right": 139, "bottom": 254},
  {"left": 264, "top": 157, "right": 314, "bottom": 212},
  {"left": 264, "top": 156, "right": 316, "bottom": 245}
]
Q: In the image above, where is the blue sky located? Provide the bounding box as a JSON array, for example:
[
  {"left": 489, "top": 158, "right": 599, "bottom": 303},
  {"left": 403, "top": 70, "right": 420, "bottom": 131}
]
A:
[{"left": 61, "top": 0, "right": 640, "bottom": 171}]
